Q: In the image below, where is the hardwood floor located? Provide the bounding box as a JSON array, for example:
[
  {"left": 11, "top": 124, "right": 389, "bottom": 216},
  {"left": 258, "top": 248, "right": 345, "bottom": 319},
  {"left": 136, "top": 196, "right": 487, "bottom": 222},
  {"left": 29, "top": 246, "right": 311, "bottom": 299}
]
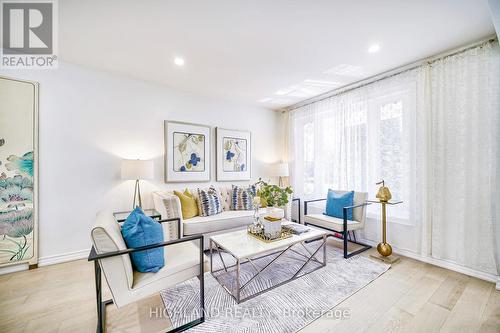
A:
[{"left": 0, "top": 241, "right": 498, "bottom": 333}]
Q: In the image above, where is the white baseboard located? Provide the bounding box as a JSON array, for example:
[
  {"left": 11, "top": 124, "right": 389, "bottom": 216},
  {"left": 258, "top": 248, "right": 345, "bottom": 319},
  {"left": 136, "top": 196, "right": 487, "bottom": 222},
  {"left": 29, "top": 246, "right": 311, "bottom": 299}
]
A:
[
  {"left": 0, "top": 248, "right": 89, "bottom": 275},
  {"left": 360, "top": 238, "right": 499, "bottom": 284},
  {"left": 0, "top": 263, "right": 29, "bottom": 275},
  {"left": 38, "top": 248, "right": 90, "bottom": 266}
]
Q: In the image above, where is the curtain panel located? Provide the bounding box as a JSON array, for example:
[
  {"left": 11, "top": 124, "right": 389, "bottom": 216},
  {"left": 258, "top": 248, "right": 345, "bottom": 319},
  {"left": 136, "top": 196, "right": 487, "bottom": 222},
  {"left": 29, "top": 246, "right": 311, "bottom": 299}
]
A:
[{"left": 288, "top": 40, "right": 500, "bottom": 277}]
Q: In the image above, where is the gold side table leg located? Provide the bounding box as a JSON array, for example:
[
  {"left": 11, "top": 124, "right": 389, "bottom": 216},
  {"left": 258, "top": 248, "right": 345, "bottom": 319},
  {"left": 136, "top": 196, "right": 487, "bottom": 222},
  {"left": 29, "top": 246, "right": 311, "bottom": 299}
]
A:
[{"left": 370, "top": 202, "right": 400, "bottom": 264}]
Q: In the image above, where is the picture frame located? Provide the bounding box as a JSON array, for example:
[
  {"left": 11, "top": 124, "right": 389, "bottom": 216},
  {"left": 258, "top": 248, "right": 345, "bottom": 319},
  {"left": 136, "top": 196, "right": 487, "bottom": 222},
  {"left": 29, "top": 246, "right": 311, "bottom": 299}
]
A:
[
  {"left": 0, "top": 75, "right": 39, "bottom": 269},
  {"left": 164, "top": 121, "right": 211, "bottom": 182},
  {"left": 216, "top": 127, "right": 251, "bottom": 181}
]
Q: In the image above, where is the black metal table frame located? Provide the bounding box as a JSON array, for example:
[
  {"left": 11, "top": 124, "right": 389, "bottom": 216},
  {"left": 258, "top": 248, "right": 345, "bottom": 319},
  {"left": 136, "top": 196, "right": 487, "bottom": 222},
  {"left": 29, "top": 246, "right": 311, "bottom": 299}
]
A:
[
  {"left": 209, "top": 233, "right": 327, "bottom": 304},
  {"left": 88, "top": 217, "right": 205, "bottom": 333},
  {"left": 304, "top": 199, "right": 372, "bottom": 259}
]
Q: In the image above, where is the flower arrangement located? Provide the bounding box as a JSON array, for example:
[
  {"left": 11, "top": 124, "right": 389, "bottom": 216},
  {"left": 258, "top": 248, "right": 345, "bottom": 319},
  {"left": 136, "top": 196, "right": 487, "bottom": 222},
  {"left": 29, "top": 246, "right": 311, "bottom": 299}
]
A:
[{"left": 253, "top": 178, "right": 293, "bottom": 208}]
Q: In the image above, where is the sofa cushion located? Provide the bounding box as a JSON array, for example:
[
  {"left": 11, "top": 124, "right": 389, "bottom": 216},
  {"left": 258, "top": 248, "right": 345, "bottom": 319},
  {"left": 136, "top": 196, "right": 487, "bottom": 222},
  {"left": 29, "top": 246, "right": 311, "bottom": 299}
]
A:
[
  {"left": 198, "top": 186, "right": 223, "bottom": 216},
  {"left": 174, "top": 189, "right": 198, "bottom": 219},
  {"left": 231, "top": 185, "right": 256, "bottom": 210},
  {"left": 183, "top": 209, "right": 262, "bottom": 235},
  {"left": 218, "top": 187, "right": 232, "bottom": 211}
]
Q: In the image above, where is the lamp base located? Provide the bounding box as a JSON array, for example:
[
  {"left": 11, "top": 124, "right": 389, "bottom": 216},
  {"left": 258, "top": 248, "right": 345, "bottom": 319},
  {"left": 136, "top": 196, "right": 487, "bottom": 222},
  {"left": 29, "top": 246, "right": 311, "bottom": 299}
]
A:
[
  {"left": 370, "top": 253, "right": 400, "bottom": 264},
  {"left": 133, "top": 179, "right": 143, "bottom": 209}
]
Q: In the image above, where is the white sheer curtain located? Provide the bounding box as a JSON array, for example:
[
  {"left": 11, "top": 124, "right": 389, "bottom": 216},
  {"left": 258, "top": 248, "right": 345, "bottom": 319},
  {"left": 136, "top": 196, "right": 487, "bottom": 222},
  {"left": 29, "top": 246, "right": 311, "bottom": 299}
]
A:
[
  {"left": 288, "top": 40, "right": 500, "bottom": 277},
  {"left": 429, "top": 43, "right": 500, "bottom": 275},
  {"left": 289, "top": 69, "right": 424, "bottom": 224}
]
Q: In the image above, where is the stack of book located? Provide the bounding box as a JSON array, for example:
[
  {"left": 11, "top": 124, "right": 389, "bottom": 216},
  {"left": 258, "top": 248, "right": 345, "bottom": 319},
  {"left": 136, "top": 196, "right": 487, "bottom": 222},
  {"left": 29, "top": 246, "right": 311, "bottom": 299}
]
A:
[{"left": 283, "top": 224, "right": 310, "bottom": 235}]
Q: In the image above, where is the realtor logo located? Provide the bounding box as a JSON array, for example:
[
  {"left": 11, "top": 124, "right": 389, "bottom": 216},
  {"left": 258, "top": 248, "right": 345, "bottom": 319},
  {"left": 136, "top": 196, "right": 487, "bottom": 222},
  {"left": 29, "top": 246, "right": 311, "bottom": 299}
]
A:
[{"left": 1, "top": 0, "right": 58, "bottom": 68}]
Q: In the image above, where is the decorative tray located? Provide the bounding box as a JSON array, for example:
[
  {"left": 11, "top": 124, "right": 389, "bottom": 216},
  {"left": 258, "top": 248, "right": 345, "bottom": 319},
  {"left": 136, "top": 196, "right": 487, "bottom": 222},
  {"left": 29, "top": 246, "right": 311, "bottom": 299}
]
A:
[{"left": 247, "top": 225, "right": 293, "bottom": 243}]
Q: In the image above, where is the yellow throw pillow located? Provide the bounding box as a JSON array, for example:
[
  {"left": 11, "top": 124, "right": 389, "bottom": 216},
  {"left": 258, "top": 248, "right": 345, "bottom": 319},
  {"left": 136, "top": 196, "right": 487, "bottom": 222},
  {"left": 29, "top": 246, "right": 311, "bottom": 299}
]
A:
[{"left": 173, "top": 189, "right": 199, "bottom": 219}]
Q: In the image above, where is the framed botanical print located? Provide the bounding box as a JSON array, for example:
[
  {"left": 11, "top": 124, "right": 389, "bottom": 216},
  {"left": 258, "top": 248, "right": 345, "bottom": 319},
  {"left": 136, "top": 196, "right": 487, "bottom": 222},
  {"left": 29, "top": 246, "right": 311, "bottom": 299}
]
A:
[
  {"left": 216, "top": 128, "right": 251, "bottom": 181},
  {"left": 0, "top": 76, "right": 39, "bottom": 268},
  {"left": 164, "top": 121, "right": 210, "bottom": 182}
]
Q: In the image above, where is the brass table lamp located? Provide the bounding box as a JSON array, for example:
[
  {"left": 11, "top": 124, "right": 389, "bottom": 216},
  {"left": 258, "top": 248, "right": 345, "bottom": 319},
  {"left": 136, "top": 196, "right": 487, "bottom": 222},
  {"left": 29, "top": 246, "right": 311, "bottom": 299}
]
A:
[
  {"left": 121, "top": 159, "right": 154, "bottom": 209},
  {"left": 367, "top": 180, "right": 403, "bottom": 264}
]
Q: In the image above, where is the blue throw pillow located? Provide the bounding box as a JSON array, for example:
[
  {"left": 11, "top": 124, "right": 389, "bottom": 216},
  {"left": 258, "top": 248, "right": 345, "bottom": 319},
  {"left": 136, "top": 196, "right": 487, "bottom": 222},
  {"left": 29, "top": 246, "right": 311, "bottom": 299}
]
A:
[
  {"left": 121, "top": 207, "right": 165, "bottom": 273},
  {"left": 324, "top": 190, "right": 354, "bottom": 220}
]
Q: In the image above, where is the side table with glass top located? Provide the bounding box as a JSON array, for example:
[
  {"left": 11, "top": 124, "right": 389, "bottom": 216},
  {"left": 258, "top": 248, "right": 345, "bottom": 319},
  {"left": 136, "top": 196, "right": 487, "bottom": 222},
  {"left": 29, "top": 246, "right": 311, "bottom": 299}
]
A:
[
  {"left": 366, "top": 199, "right": 403, "bottom": 263},
  {"left": 112, "top": 208, "right": 161, "bottom": 223}
]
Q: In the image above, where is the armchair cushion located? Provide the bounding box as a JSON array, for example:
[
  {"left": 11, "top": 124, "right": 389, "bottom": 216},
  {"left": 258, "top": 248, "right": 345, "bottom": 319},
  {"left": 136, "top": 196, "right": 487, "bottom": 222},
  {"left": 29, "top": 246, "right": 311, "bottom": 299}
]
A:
[
  {"left": 305, "top": 214, "right": 362, "bottom": 232},
  {"left": 325, "top": 189, "right": 354, "bottom": 220},
  {"left": 121, "top": 207, "right": 165, "bottom": 273},
  {"left": 132, "top": 241, "right": 207, "bottom": 289}
]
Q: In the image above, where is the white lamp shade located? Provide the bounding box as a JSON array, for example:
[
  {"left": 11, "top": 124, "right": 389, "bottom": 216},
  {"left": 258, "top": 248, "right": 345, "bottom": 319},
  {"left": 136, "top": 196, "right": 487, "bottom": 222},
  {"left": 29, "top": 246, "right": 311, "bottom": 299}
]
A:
[
  {"left": 276, "top": 163, "right": 289, "bottom": 177},
  {"left": 121, "top": 159, "right": 154, "bottom": 180}
]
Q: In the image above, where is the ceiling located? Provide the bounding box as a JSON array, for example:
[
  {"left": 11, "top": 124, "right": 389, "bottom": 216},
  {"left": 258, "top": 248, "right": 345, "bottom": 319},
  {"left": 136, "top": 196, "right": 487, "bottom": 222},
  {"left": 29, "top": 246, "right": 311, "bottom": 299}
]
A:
[{"left": 59, "top": 0, "right": 495, "bottom": 110}]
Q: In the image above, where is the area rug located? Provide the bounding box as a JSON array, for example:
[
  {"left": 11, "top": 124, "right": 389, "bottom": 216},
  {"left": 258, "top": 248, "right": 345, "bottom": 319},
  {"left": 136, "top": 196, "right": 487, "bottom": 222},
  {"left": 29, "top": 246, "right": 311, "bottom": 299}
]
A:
[{"left": 160, "top": 240, "right": 390, "bottom": 333}]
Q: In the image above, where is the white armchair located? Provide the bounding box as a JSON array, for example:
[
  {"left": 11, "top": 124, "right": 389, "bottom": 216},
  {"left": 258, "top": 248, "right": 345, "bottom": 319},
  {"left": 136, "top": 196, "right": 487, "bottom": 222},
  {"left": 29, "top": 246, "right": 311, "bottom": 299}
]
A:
[
  {"left": 303, "top": 191, "right": 372, "bottom": 259},
  {"left": 89, "top": 211, "right": 207, "bottom": 333}
]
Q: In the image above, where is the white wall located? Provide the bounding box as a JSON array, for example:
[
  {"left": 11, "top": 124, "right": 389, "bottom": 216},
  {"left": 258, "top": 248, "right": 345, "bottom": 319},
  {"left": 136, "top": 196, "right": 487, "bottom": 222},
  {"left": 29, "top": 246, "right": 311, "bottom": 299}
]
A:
[
  {"left": 489, "top": 0, "right": 500, "bottom": 38},
  {"left": 0, "top": 63, "right": 283, "bottom": 269}
]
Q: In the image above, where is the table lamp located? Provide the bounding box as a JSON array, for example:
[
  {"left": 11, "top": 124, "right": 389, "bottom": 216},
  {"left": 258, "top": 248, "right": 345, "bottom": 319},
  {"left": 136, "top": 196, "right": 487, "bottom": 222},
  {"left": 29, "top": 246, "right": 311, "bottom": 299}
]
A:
[
  {"left": 121, "top": 159, "right": 154, "bottom": 209},
  {"left": 276, "top": 163, "right": 289, "bottom": 187}
]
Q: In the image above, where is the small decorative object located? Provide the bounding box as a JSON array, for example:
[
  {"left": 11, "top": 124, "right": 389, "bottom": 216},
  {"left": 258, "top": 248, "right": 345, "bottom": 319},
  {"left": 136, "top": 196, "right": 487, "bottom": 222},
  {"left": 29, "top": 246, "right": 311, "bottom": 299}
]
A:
[
  {"left": 282, "top": 223, "right": 310, "bottom": 235},
  {"left": 375, "top": 180, "right": 392, "bottom": 202},
  {"left": 247, "top": 225, "right": 293, "bottom": 242},
  {"left": 247, "top": 223, "right": 263, "bottom": 235},
  {"left": 0, "top": 76, "right": 39, "bottom": 269},
  {"left": 121, "top": 159, "right": 154, "bottom": 209},
  {"left": 216, "top": 128, "right": 251, "bottom": 181},
  {"left": 164, "top": 121, "right": 210, "bottom": 182},
  {"left": 261, "top": 216, "right": 282, "bottom": 239},
  {"left": 252, "top": 196, "right": 261, "bottom": 225},
  {"left": 368, "top": 180, "right": 402, "bottom": 264}
]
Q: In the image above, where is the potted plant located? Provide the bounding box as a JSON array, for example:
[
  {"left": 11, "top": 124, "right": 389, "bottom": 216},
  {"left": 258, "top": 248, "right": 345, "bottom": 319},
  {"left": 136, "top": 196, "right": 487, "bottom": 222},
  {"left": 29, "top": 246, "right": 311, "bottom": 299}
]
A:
[{"left": 253, "top": 179, "right": 293, "bottom": 238}]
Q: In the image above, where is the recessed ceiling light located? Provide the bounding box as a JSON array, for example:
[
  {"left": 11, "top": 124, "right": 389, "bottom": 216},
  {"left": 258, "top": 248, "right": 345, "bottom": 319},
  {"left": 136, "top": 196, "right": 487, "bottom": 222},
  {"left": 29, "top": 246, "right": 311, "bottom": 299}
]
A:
[
  {"left": 368, "top": 44, "right": 381, "bottom": 53},
  {"left": 174, "top": 57, "right": 185, "bottom": 66}
]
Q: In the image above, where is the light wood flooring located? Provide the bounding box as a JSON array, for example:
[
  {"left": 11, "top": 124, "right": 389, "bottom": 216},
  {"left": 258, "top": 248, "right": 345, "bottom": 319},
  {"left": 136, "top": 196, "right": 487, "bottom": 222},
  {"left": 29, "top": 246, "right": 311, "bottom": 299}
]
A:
[{"left": 0, "top": 240, "right": 498, "bottom": 333}]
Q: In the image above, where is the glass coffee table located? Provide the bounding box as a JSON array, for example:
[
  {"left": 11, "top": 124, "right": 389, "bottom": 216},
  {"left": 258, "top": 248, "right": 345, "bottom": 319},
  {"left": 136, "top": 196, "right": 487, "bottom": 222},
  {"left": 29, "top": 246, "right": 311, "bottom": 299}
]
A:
[{"left": 209, "top": 221, "right": 328, "bottom": 303}]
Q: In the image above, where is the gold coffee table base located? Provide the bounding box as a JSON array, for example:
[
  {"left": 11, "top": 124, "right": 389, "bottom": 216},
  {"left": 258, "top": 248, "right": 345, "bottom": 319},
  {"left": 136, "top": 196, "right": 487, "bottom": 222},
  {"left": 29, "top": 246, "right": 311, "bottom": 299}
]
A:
[{"left": 370, "top": 253, "right": 400, "bottom": 264}]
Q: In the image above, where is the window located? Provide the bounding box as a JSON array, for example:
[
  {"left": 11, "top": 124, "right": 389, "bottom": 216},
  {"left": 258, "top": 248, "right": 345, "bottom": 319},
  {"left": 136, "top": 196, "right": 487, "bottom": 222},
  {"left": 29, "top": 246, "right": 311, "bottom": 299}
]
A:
[{"left": 290, "top": 84, "right": 415, "bottom": 223}]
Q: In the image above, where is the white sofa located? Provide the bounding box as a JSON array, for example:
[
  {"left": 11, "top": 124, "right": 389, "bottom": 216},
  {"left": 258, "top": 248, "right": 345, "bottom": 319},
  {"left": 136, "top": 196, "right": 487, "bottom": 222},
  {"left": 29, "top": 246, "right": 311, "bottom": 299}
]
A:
[{"left": 153, "top": 186, "right": 292, "bottom": 249}]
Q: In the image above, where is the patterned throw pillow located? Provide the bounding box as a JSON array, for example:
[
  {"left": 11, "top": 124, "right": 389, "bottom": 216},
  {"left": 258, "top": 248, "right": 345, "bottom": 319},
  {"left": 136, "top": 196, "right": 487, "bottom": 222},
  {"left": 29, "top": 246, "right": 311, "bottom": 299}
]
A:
[
  {"left": 231, "top": 185, "right": 256, "bottom": 210},
  {"left": 198, "top": 186, "right": 223, "bottom": 216}
]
